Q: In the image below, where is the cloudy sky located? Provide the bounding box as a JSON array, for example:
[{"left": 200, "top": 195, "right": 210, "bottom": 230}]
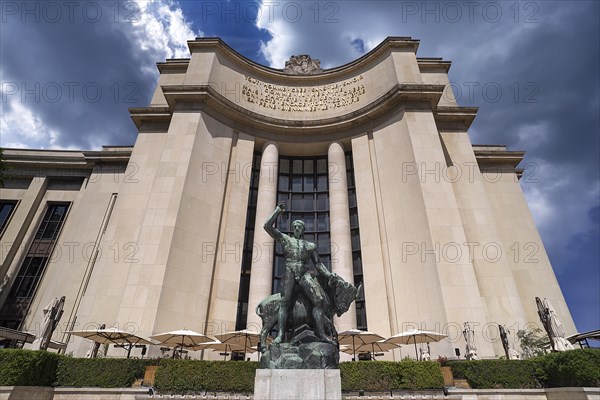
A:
[{"left": 1, "top": 1, "right": 598, "bottom": 333}]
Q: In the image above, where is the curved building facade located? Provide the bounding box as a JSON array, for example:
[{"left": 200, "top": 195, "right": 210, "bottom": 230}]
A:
[{"left": 0, "top": 37, "right": 576, "bottom": 359}]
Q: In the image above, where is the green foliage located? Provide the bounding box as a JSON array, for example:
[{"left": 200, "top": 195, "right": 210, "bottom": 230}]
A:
[
  {"left": 0, "top": 349, "right": 61, "bottom": 386},
  {"left": 55, "top": 358, "right": 156, "bottom": 387},
  {"left": 340, "top": 360, "right": 444, "bottom": 391},
  {"left": 154, "top": 360, "right": 259, "bottom": 394},
  {"left": 449, "top": 349, "right": 600, "bottom": 389},
  {"left": 517, "top": 327, "right": 548, "bottom": 359},
  {"left": 537, "top": 349, "right": 600, "bottom": 388},
  {"left": 449, "top": 359, "right": 543, "bottom": 389}
]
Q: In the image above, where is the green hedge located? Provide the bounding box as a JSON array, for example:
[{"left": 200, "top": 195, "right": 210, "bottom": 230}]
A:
[
  {"left": 154, "top": 360, "right": 259, "bottom": 394},
  {"left": 340, "top": 360, "right": 444, "bottom": 391},
  {"left": 55, "top": 358, "right": 156, "bottom": 388},
  {"left": 449, "top": 359, "right": 543, "bottom": 389},
  {"left": 0, "top": 349, "right": 61, "bottom": 387},
  {"left": 538, "top": 349, "right": 600, "bottom": 388},
  {"left": 449, "top": 349, "right": 600, "bottom": 389}
]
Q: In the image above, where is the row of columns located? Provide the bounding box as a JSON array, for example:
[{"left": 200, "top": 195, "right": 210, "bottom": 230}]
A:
[{"left": 245, "top": 141, "right": 357, "bottom": 333}]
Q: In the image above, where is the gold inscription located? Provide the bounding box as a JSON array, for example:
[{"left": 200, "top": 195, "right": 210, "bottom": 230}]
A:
[{"left": 242, "top": 75, "right": 365, "bottom": 112}]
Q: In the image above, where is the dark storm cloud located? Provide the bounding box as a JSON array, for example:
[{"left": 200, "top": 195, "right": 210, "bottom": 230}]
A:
[{"left": 1, "top": 1, "right": 195, "bottom": 149}]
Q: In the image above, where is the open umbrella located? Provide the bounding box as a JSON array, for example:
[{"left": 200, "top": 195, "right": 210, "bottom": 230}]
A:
[
  {"left": 193, "top": 340, "right": 257, "bottom": 360},
  {"left": 150, "top": 329, "right": 213, "bottom": 358},
  {"left": 215, "top": 329, "right": 261, "bottom": 355},
  {"left": 338, "top": 329, "right": 385, "bottom": 361},
  {"left": 85, "top": 324, "right": 106, "bottom": 358},
  {"left": 386, "top": 329, "right": 446, "bottom": 360},
  {"left": 341, "top": 339, "right": 399, "bottom": 360},
  {"left": 68, "top": 327, "right": 151, "bottom": 358},
  {"left": 31, "top": 296, "right": 65, "bottom": 351}
]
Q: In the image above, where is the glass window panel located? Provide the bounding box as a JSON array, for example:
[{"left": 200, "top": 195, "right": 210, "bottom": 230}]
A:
[
  {"left": 302, "top": 195, "right": 313, "bottom": 211},
  {"left": 291, "top": 194, "right": 303, "bottom": 211},
  {"left": 292, "top": 176, "right": 302, "bottom": 191},
  {"left": 279, "top": 158, "right": 289, "bottom": 174},
  {"left": 304, "top": 216, "right": 315, "bottom": 231},
  {"left": 348, "top": 189, "right": 357, "bottom": 208},
  {"left": 353, "top": 253, "right": 363, "bottom": 275},
  {"left": 303, "top": 160, "right": 314, "bottom": 174},
  {"left": 316, "top": 213, "right": 327, "bottom": 231},
  {"left": 251, "top": 189, "right": 258, "bottom": 207},
  {"left": 278, "top": 212, "right": 289, "bottom": 231},
  {"left": 317, "top": 175, "right": 327, "bottom": 191},
  {"left": 292, "top": 160, "right": 303, "bottom": 174},
  {"left": 345, "top": 153, "right": 351, "bottom": 167},
  {"left": 317, "top": 159, "right": 327, "bottom": 174},
  {"left": 351, "top": 229, "right": 361, "bottom": 249},
  {"left": 279, "top": 175, "right": 289, "bottom": 190},
  {"left": 349, "top": 208, "right": 358, "bottom": 228},
  {"left": 303, "top": 175, "right": 314, "bottom": 191},
  {"left": 272, "top": 279, "right": 281, "bottom": 294},
  {"left": 316, "top": 193, "right": 327, "bottom": 210}
]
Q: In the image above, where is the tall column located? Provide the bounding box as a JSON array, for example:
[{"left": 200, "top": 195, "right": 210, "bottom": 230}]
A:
[
  {"left": 328, "top": 142, "right": 357, "bottom": 331},
  {"left": 246, "top": 142, "right": 279, "bottom": 333}
]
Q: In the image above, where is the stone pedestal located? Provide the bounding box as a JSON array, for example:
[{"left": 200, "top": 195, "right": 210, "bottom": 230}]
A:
[{"left": 254, "top": 369, "right": 341, "bottom": 400}]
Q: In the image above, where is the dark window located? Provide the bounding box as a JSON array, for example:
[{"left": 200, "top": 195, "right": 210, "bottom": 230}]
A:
[
  {"left": 0, "top": 201, "right": 18, "bottom": 235},
  {"left": 235, "top": 153, "right": 261, "bottom": 331},
  {"left": 272, "top": 155, "right": 331, "bottom": 294},
  {"left": 346, "top": 152, "right": 368, "bottom": 330},
  {"left": 0, "top": 203, "right": 70, "bottom": 330}
]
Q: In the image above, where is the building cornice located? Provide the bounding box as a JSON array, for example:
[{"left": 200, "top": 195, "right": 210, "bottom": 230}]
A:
[{"left": 186, "top": 36, "right": 420, "bottom": 81}]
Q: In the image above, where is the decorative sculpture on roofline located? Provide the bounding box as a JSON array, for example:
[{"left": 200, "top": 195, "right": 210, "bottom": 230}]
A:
[
  {"left": 284, "top": 55, "right": 323, "bottom": 75},
  {"left": 256, "top": 202, "right": 361, "bottom": 369}
]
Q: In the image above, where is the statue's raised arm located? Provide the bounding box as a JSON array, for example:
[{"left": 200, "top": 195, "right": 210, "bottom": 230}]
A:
[{"left": 263, "top": 201, "right": 286, "bottom": 241}]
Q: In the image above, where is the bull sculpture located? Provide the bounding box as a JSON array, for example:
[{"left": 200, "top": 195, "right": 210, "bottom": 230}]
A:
[{"left": 256, "top": 271, "right": 361, "bottom": 352}]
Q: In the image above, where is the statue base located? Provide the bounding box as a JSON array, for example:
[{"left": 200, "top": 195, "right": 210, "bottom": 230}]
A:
[
  {"left": 254, "top": 369, "right": 341, "bottom": 400},
  {"left": 259, "top": 326, "right": 339, "bottom": 369}
]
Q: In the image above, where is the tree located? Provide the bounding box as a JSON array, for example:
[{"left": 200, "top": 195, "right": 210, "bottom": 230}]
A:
[{"left": 517, "top": 327, "right": 549, "bottom": 359}]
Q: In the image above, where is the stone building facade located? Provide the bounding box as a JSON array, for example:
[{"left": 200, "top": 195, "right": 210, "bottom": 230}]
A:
[{"left": 0, "top": 37, "right": 576, "bottom": 359}]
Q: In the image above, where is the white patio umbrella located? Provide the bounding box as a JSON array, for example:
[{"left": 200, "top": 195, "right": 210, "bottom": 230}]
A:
[
  {"left": 338, "top": 329, "right": 385, "bottom": 361},
  {"left": 193, "top": 340, "right": 257, "bottom": 360},
  {"left": 215, "top": 329, "right": 261, "bottom": 354},
  {"left": 68, "top": 327, "right": 152, "bottom": 358},
  {"left": 536, "top": 297, "right": 575, "bottom": 352},
  {"left": 386, "top": 329, "right": 447, "bottom": 360},
  {"left": 340, "top": 339, "right": 399, "bottom": 360},
  {"left": 150, "top": 329, "right": 213, "bottom": 358},
  {"left": 31, "top": 296, "right": 65, "bottom": 351},
  {"left": 85, "top": 324, "right": 105, "bottom": 358}
]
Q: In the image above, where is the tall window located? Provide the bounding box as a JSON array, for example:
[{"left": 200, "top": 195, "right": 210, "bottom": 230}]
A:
[
  {"left": 0, "top": 201, "right": 18, "bottom": 236},
  {"left": 273, "top": 157, "right": 330, "bottom": 293},
  {"left": 235, "top": 153, "right": 261, "bottom": 330},
  {"left": 346, "top": 152, "right": 368, "bottom": 330},
  {"left": 0, "top": 203, "right": 70, "bottom": 329}
]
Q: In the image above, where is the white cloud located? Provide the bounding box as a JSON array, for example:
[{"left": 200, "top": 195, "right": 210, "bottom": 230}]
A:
[
  {"left": 0, "top": 97, "right": 64, "bottom": 149},
  {"left": 131, "top": 1, "right": 200, "bottom": 58}
]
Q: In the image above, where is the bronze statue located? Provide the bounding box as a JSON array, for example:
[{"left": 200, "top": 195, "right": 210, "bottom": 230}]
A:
[
  {"left": 257, "top": 202, "right": 360, "bottom": 368},
  {"left": 263, "top": 201, "right": 333, "bottom": 345}
]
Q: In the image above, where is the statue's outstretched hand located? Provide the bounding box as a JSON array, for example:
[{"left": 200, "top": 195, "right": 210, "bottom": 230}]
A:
[{"left": 277, "top": 201, "right": 286, "bottom": 211}]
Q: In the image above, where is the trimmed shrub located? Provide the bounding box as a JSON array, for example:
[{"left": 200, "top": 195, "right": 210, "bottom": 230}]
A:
[
  {"left": 340, "top": 360, "right": 444, "bottom": 391},
  {"left": 537, "top": 349, "right": 600, "bottom": 388},
  {"left": 0, "top": 349, "right": 61, "bottom": 386},
  {"left": 449, "top": 359, "right": 543, "bottom": 389},
  {"left": 55, "top": 358, "right": 156, "bottom": 388},
  {"left": 154, "top": 360, "right": 258, "bottom": 394}
]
